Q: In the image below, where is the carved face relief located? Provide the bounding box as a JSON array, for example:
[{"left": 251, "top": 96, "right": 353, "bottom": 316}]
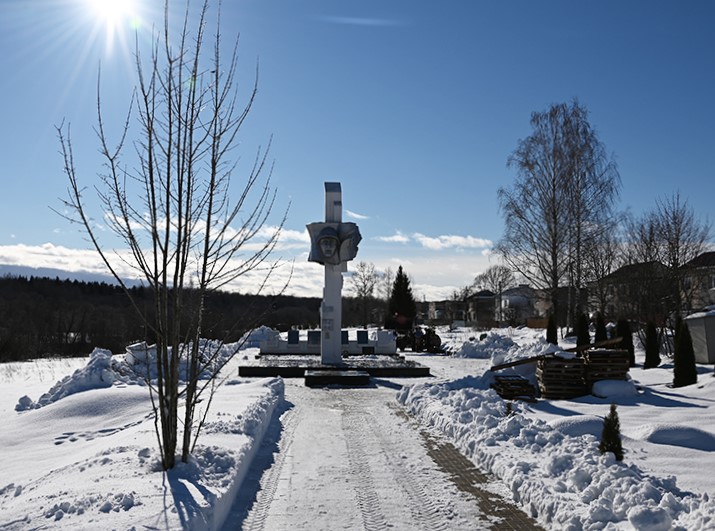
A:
[{"left": 319, "top": 236, "right": 338, "bottom": 259}]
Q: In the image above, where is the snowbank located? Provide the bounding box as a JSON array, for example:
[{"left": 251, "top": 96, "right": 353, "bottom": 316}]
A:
[
  {"left": 591, "top": 379, "right": 638, "bottom": 399},
  {"left": 239, "top": 326, "right": 280, "bottom": 349},
  {"left": 450, "top": 332, "right": 517, "bottom": 359},
  {"left": 397, "top": 377, "right": 715, "bottom": 530},
  {"left": 16, "top": 348, "right": 136, "bottom": 411},
  {"left": 2, "top": 371, "right": 284, "bottom": 530}
]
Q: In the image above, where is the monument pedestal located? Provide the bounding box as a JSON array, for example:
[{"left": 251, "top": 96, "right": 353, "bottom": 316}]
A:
[{"left": 320, "top": 263, "right": 343, "bottom": 364}]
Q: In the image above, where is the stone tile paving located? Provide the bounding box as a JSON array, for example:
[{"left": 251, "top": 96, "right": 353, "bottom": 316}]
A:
[{"left": 393, "top": 404, "right": 544, "bottom": 530}]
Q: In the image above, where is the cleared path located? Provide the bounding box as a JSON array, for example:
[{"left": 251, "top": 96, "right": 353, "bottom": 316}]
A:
[{"left": 222, "top": 380, "right": 542, "bottom": 530}]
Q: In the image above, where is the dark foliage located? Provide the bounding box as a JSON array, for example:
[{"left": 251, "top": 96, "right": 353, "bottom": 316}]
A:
[
  {"left": 546, "top": 313, "right": 558, "bottom": 345},
  {"left": 616, "top": 319, "right": 635, "bottom": 367},
  {"left": 385, "top": 266, "right": 416, "bottom": 330},
  {"left": 0, "top": 275, "right": 320, "bottom": 362},
  {"left": 576, "top": 313, "right": 591, "bottom": 348},
  {"left": 643, "top": 321, "right": 661, "bottom": 369},
  {"left": 594, "top": 313, "right": 608, "bottom": 343},
  {"left": 673, "top": 318, "right": 697, "bottom": 388},
  {"left": 599, "top": 403, "right": 624, "bottom": 461}
]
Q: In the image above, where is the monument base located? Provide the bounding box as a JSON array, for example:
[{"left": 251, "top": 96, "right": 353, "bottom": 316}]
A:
[
  {"left": 238, "top": 354, "right": 431, "bottom": 379},
  {"left": 304, "top": 369, "right": 371, "bottom": 388}
]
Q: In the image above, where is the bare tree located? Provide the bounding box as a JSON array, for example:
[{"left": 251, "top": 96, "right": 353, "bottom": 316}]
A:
[
  {"left": 349, "top": 261, "right": 379, "bottom": 327},
  {"left": 620, "top": 193, "right": 710, "bottom": 355},
  {"left": 653, "top": 192, "right": 711, "bottom": 314},
  {"left": 498, "top": 101, "right": 620, "bottom": 325},
  {"left": 380, "top": 266, "right": 394, "bottom": 302},
  {"left": 57, "top": 1, "right": 286, "bottom": 470},
  {"left": 473, "top": 264, "right": 516, "bottom": 294},
  {"left": 562, "top": 104, "right": 620, "bottom": 324},
  {"left": 583, "top": 220, "right": 622, "bottom": 316}
]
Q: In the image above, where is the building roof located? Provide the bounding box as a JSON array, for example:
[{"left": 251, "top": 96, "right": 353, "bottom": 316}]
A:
[
  {"left": 684, "top": 251, "right": 715, "bottom": 269},
  {"left": 601, "top": 261, "right": 670, "bottom": 281}
]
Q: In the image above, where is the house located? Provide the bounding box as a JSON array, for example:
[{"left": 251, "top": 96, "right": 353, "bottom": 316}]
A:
[
  {"left": 419, "top": 290, "right": 497, "bottom": 328},
  {"left": 499, "top": 285, "right": 538, "bottom": 325},
  {"left": 587, "top": 261, "right": 671, "bottom": 322},
  {"left": 682, "top": 251, "right": 715, "bottom": 313}
]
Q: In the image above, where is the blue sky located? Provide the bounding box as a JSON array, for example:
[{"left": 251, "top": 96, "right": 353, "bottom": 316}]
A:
[{"left": 0, "top": 0, "right": 713, "bottom": 299}]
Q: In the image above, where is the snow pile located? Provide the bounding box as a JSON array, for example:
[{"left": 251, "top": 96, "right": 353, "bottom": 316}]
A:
[
  {"left": 2, "top": 371, "right": 284, "bottom": 530},
  {"left": 628, "top": 424, "right": 715, "bottom": 452},
  {"left": 397, "top": 378, "right": 715, "bottom": 530},
  {"left": 591, "top": 379, "right": 638, "bottom": 399},
  {"left": 451, "top": 331, "right": 558, "bottom": 367},
  {"left": 124, "top": 339, "right": 238, "bottom": 380},
  {"left": 450, "top": 332, "right": 517, "bottom": 359},
  {"left": 15, "top": 348, "right": 135, "bottom": 411},
  {"left": 238, "top": 326, "right": 280, "bottom": 349},
  {"left": 449, "top": 332, "right": 561, "bottom": 389}
]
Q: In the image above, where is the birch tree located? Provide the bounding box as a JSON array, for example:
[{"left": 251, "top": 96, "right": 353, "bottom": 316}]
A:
[
  {"left": 57, "top": 1, "right": 286, "bottom": 470},
  {"left": 498, "top": 101, "right": 620, "bottom": 324},
  {"left": 349, "top": 261, "right": 379, "bottom": 327}
]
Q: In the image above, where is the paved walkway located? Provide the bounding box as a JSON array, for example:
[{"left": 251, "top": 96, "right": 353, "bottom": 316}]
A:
[{"left": 222, "top": 380, "right": 543, "bottom": 530}]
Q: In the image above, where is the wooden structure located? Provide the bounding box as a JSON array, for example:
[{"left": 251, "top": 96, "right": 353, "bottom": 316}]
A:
[
  {"left": 583, "top": 349, "right": 630, "bottom": 385},
  {"left": 490, "top": 375, "right": 537, "bottom": 402},
  {"left": 491, "top": 339, "right": 631, "bottom": 400},
  {"left": 536, "top": 356, "right": 587, "bottom": 399}
]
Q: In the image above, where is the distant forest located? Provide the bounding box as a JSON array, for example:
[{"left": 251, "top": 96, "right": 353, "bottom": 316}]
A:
[{"left": 0, "top": 275, "right": 336, "bottom": 362}]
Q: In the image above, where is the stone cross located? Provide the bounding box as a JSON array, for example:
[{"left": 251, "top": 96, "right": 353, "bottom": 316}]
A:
[{"left": 307, "top": 182, "right": 361, "bottom": 365}]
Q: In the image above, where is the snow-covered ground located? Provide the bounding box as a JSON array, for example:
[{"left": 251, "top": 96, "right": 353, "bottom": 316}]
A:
[
  {"left": 0, "top": 348, "right": 283, "bottom": 530},
  {"left": 1, "top": 326, "right": 714, "bottom": 530},
  {"left": 402, "top": 327, "right": 715, "bottom": 530}
]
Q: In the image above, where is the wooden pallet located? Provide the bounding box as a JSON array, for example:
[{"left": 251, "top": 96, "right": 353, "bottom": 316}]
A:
[
  {"left": 491, "top": 375, "right": 537, "bottom": 401},
  {"left": 584, "top": 349, "right": 630, "bottom": 384},
  {"left": 537, "top": 357, "right": 587, "bottom": 399}
]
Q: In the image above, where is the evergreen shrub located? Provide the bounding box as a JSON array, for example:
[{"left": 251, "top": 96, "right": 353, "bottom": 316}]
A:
[{"left": 599, "top": 403, "right": 624, "bottom": 461}]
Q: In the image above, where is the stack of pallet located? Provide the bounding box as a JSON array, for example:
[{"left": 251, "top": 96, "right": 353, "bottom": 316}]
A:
[
  {"left": 490, "top": 375, "right": 537, "bottom": 402},
  {"left": 584, "top": 349, "right": 630, "bottom": 385},
  {"left": 536, "top": 356, "right": 587, "bottom": 399}
]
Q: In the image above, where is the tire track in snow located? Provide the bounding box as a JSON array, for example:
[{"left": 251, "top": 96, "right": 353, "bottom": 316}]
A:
[
  {"left": 231, "top": 383, "right": 486, "bottom": 530},
  {"left": 342, "top": 409, "right": 391, "bottom": 530},
  {"left": 241, "top": 404, "right": 303, "bottom": 531},
  {"left": 341, "top": 392, "right": 455, "bottom": 530}
]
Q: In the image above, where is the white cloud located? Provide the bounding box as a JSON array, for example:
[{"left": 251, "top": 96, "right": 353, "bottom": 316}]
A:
[
  {"left": 318, "top": 16, "right": 406, "bottom": 27},
  {"left": 374, "top": 231, "right": 492, "bottom": 250},
  {"left": 273, "top": 226, "right": 311, "bottom": 243},
  {"left": 345, "top": 209, "right": 370, "bottom": 220},
  {"left": 0, "top": 236, "right": 501, "bottom": 300},
  {"left": 412, "top": 233, "right": 492, "bottom": 250},
  {"left": 374, "top": 231, "right": 410, "bottom": 244}
]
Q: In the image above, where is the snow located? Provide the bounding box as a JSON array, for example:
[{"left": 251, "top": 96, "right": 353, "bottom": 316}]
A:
[
  {"left": 400, "top": 327, "right": 715, "bottom": 530},
  {"left": 0, "top": 347, "right": 283, "bottom": 530},
  {"left": 1, "top": 326, "right": 715, "bottom": 529},
  {"left": 591, "top": 379, "right": 638, "bottom": 398}
]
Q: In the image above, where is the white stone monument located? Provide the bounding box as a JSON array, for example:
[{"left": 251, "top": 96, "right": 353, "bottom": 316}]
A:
[{"left": 307, "top": 182, "right": 361, "bottom": 364}]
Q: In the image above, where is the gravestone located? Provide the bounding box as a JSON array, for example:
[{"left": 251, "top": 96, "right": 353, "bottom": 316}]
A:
[{"left": 307, "top": 182, "right": 361, "bottom": 364}]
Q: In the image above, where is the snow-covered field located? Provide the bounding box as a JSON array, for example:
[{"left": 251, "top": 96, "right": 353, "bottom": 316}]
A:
[
  {"left": 1, "top": 327, "right": 714, "bottom": 530},
  {"left": 0, "top": 349, "right": 283, "bottom": 530}
]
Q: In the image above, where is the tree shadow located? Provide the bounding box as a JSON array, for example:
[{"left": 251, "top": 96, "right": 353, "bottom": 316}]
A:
[{"left": 218, "top": 399, "right": 295, "bottom": 530}]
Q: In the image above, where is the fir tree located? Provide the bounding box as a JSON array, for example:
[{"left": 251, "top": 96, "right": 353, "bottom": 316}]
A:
[
  {"left": 546, "top": 313, "right": 558, "bottom": 345},
  {"left": 616, "top": 319, "right": 635, "bottom": 367},
  {"left": 576, "top": 313, "right": 591, "bottom": 348},
  {"left": 386, "top": 265, "right": 417, "bottom": 329},
  {"left": 643, "top": 321, "right": 661, "bottom": 369},
  {"left": 673, "top": 319, "right": 697, "bottom": 387},
  {"left": 599, "top": 403, "right": 624, "bottom": 461},
  {"left": 594, "top": 313, "right": 607, "bottom": 343}
]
